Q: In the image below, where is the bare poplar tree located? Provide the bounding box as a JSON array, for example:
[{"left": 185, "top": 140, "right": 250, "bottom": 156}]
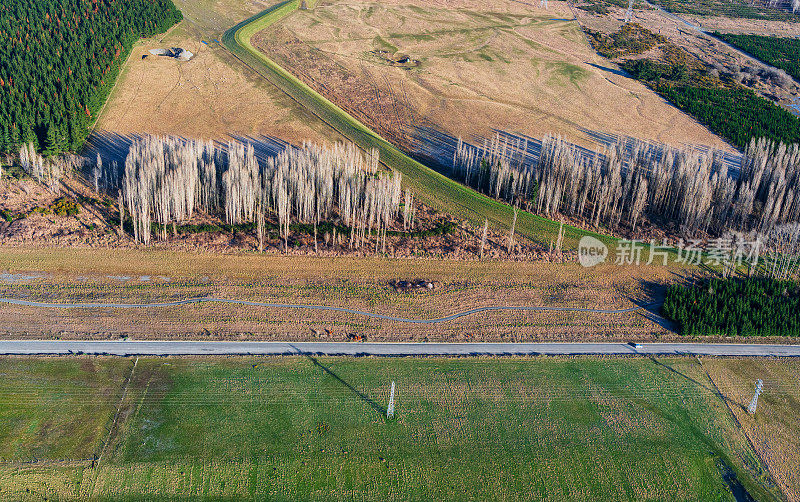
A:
[
  {"left": 94, "top": 153, "right": 102, "bottom": 193},
  {"left": 508, "top": 207, "right": 518, "bottom": 253},
  {"left": 480, "top": 219, "right": 488, "bottom": 259},
  {"left": 117, "top": 190, "right": 124, "bottom": 236},
  {"left": 256, "top": 201, "right": 265, "bottom": 253},
  {"left": 555, "top": 221, "right": 564, "bottom": 259}
]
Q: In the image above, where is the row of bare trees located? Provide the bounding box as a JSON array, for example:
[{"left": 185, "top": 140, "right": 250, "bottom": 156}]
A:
[
  {"left": 17, "top": 143, "right": 83, "bottom": 193},
  {"left": 115, "top": 136, "right": 403, "bottom": 246},
  {"left": 452, "top": 134, "right": 538, "bottom": 206},
  {"left": 721, "top": 223, "right": 800, "bottom": 281},
  {"left": 454, "top": 133, "right": 800, "bottom": 236},
  {"left": 759, "top": 223, "right": 800, "bottom": 281}
]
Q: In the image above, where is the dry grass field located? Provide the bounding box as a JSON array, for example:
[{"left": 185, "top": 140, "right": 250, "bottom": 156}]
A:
[
  {"left": 0, "top": 356, "right": 787, "bottom": 501},
  {"left": 256, "top": 0, "right": 731, "bottom": 151},
  {"left": 0, "top": 247, "right": 677, "bottom": 341},
  {"left": 93, "top": 0, "right": 341, "bottom": 144},
  {"left": 702, "top": 358, "right": 800, "bottom": 502},
  {"left": 685, "top": 16, "right": 800, "bottom": 36}
]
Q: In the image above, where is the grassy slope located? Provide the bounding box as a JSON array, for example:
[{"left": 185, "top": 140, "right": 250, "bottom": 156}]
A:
[
  {"left": 0, "top": 357, "right": 783, "bottom": 501},
  {"left": 221, "top": 0, "right": 614, "bottom": 250}
]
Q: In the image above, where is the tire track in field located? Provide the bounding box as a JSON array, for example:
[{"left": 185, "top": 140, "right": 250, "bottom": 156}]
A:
[{"left": 0, "top": 297, "right": 657, "bottom": 324}]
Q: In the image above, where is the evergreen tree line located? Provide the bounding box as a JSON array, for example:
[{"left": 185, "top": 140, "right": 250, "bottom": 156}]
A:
[
  {"left": 623, "top": 59, "right": 800, "bottom": 150},
  {"left": 714, "top": 32, "right": 800, "bottom": 82},
  {"left": 657, "top": 84, "right": 800, "bottom": 149},
  {"left": 112, "top": 136, "right": 404, "bottom": 248},
  {"left": 663, "top": 276, "right": 800, "bottom": 336},
  {"left": 0, "top": 0, "right": 182, "bottom": 156},
  {"left": 663, "top": 223, "right": 800, "bottom": 336},
  {"left": 453, "top": 134, "right": 800, "bottom": 236}
]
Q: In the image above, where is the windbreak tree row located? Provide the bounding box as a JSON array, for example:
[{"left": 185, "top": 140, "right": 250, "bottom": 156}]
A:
[
  {"left": 0, "top": 0, "right": 182, "bottom": 156},
  {"left": 114, "top": 136, "right": 403, "bottom": 248},
  {"left": 454, "top": 133, "right": 800, "bottom": 237},
  {"left": 451, "top": 135, "right": 538, "bottom": 209}
]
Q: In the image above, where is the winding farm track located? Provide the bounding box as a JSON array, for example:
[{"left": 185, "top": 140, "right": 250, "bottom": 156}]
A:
[{"left": 0, "top": 297, "right": 655, "bottom": 324}]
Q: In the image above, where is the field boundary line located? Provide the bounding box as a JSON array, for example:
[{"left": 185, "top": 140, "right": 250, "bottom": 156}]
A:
[{"left": 84, "top": 357, "right": 138, "bottom": 498}]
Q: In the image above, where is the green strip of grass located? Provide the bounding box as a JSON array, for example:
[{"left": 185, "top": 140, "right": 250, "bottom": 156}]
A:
[
  {"left": 0, "top": 357, "right": 784, "bottom": 500},
  {"left": 220, "top": 1, "right": 613, "bottom": 250}
]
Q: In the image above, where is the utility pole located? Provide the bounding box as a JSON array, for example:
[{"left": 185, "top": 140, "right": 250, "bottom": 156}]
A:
[
  {"left": 387, "top": 381, "right": 395, "bottom": 419},
  {"left": 624, "top": 0, "right": 634, "bottom": 23},
  {"left": 747, "top": 379, "right": 763, "bottom": 415}
]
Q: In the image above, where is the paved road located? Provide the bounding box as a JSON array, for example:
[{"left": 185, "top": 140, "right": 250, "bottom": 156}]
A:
[
  {"left": 0, "top": 340, "right": 798, "bottom": 356},
  {"left": 0, "top": 297, "right": 654, "bottom": 324}
]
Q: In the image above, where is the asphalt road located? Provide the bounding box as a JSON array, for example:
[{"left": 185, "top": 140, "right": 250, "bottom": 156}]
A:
[{"left": 0, "top": 340, "right": 798, "bottom": 356}]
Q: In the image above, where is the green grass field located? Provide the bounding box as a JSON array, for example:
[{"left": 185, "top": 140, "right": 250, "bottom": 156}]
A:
[
  {"left": 0, "top": 356, "right": 784, "bottom": 500},
  {"left": 221, "top": 0, "right": 612, "bottom": 250}
]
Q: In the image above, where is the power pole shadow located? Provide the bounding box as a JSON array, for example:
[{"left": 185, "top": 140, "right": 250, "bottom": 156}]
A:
[{"left": 291, "top": 345, "right": 387, "bottom": 416}]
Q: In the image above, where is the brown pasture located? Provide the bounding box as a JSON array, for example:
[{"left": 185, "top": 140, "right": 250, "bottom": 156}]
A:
[{"left": 256, "top": 0, "right": 733, "bottom": 151}]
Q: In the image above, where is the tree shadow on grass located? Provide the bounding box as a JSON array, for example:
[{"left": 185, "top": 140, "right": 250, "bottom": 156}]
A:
[
  {"left": 290, "top": 345, "right": 387, "bottom": 416},
  {"left": 81, "top": 130, "right": 292, "bottom": 190},
  {"left": 84, "top": 130, "right": 290, "bottom": 166},
  {"left": 650, "top": 357, "right": 747, "bottom": 412},
  {"left": 626, "top": 279, "right": 678, "bottom": 333},
  {"left": 586, "top": 62, "right": 631, "bottom": 78}
]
